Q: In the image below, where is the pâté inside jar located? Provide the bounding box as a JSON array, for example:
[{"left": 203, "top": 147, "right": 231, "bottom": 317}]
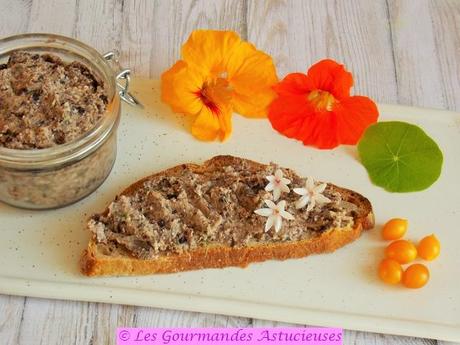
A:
[{"left": 0, "top": 33, "right": 139, "bottom": 209}]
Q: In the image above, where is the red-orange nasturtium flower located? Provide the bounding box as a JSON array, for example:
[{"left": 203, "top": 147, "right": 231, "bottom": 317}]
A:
[
  {"left": 161, "top": 30, "right": 278, "bottom": 141},
  {"left": 268, "top": 59, "right": 379, "bottom": 149}
]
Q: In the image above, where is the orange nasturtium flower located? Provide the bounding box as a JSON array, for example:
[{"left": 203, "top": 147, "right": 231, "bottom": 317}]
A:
[
  {"left": 161, "top": 30, "right": 278, "bottom": 141},
  {"left": 268, "top": 59, "right": 379, "bottom": 149}
]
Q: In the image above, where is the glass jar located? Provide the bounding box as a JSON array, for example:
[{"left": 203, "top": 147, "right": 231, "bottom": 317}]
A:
[{"left": 0, "top": 33, "right": 139, "bottom": 209}]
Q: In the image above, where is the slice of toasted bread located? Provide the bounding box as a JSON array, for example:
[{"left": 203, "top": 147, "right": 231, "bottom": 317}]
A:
[{"left": 81, "top": 155, "right": 374, "bottom": 276}]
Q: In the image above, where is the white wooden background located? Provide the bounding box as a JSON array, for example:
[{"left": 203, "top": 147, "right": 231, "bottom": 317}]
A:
[{"left": 0, "top": 0, "right": 459, "bottom": 344}]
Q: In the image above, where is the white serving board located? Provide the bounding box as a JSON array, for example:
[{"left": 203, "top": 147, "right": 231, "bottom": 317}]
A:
[{"left": 1, "top": 79, "right": 459, "bottom": 341}]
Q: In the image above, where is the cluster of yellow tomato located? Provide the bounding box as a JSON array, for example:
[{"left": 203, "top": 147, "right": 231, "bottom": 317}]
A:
[{"left": 378, "top": 218, "right": 441, "bottom": 289}]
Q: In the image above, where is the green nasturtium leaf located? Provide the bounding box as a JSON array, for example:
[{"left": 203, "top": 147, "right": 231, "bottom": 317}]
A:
[{"left": 357, "top": 121, "right": 443, "bottom": 193}]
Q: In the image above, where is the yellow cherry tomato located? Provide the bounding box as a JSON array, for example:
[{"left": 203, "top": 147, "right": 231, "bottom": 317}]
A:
[
  {"left": 378, "top": 259, "right": 403, "bottom": 285},
  {"left": 381, "top": 218, "right": 408, "bottom": 240},
  {"left": 417, "top": 234, "right": 441, "bottom": 261},
  {"left": 402, "top": 264, "right": 430, "bottom": 289},
  {"left": 385, "top": 240, "right": 417, "bottom": 264}
]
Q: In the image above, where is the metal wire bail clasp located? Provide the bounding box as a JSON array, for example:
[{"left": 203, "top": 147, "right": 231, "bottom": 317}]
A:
[{"left": 103, "top": 51, "right": 142, "bottom": 108}]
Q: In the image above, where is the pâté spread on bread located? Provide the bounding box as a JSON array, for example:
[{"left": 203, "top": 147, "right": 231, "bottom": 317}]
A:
[{"left": 82, "top": 156, "right": 374, "bottom": 276}]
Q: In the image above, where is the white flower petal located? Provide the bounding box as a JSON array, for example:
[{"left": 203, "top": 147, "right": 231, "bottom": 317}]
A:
[
  {"left": 293, "top": 188, "right": 307, "bottom": 196},
  {"left": 281, "top": 177, "right": 291, "bottom": 185},
  {"left": 307, "top": 199, "right": 316, "bottom": 211},
  {"left": 273, "top": 188, "right": 281, "bottom": 201},
  {"left": 280, "top": 210, "right": 295, "bottom": 220},
  {"left": 296, "top": 195, "right": 309, "bottom": 209},
  {"left": 254, "top": 208, "right": 273, "bottom": 217},
  {"left": 265, "top": 182, "right": 274, "bottom": 192},
  {"left": 274, "top": 216, "right": 282, "bottom": 232},
  {"left": 280, "top": 184, "right": 290, "bottom": 193},
  {"left": 265, "top": 199, "right": 276, "bottom": 209},
  {"left": 315, "top": 194, "right": 331, "bottom": 205},
  {"left": 277, "top": 200, "right": 286, "bottom": 210},
  {"left": 314, "top": 183, "right": 327, "bottom": 194},
  {"left": 275, "top": 169, "right": 283, "bottom": 179},
  {"left": 265, "top": 215, "right": 275, "bottom": 232},
  {"left": 306, "top": 177, "right": 315, "bottom": 190},
  {"left": 266, "top": 175, "right": 275, "bottom": 182}
]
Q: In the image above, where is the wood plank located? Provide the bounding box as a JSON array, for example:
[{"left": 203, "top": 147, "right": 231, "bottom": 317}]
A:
[
  {"left": 246, "top": 0, "right": 398, "bottom": 103},
  {"left": 119, "top": 0, "right": 157, "bottom": 77},
  {"left": 74, "top": 0, "right": 123, "bottom": 54},
  {"left": 79, "top": 303, "right": 134, "bottom": 344},
  {"left": 428, "top": 0, "right": 460, "bottom": 111},
  {"left": 344, "top": 331, "right": 436, "bottom": 345},
  {"left": 17, "top": 298, "right": 96, "bottom": 344},
  {"left": 0, "top": 295, "right": 24, "bottom": 345},
  {"left": 387, "top": 0, "right": 455, "bottom": 110},
  {"left": 2, "top": 0, "right": 122, "bottom": 54},
  {"left": 120, "top": 0, "right": 247, "bottom": 77},
  {"left": 0, "top": 0, "right": 31, "bottom": 36},
  {"left": 27, "top": 0, "right": 77, "bottom": 34},
  {"left": 132, "top": 308, "right": 251, "bottom": 327},
  {"left": 252, "top": 319, "right": 437, "bottom": 345},
  {"left": 76, "top": 305, "right": 252, "bottom": 344}
]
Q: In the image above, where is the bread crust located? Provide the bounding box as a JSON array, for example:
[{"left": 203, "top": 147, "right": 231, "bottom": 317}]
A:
[{"left": 80, "top": 155, "right": 374, "bottom": 276}]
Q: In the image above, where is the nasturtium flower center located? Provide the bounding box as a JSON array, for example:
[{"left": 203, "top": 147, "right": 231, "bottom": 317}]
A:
[
  {"left": 307, "top": 89, "right": 336, "bottom": 111},
  {"left": 196, "top": 77, "right": 232, "bottom": 116}
]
